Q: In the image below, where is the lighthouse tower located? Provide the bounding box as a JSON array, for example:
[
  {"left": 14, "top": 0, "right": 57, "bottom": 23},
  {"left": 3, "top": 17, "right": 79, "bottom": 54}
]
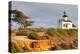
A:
[{"left": 58, "top": 11, "right": 76, "bottom": 29}]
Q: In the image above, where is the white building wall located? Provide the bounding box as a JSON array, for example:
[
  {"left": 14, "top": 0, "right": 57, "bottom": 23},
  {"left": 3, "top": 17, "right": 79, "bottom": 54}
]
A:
[{"left": 62, "top": 21, "right": 73, "bottom": 29}]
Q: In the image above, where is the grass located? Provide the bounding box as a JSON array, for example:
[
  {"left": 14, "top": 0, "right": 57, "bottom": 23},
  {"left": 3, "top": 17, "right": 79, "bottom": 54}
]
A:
[{"left": 10, "top": 28, "right": 78, "bottom": 52}]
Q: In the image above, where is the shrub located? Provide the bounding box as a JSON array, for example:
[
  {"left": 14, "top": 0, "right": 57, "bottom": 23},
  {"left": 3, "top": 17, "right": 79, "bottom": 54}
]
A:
[
  {"left": 11, "top": 43, "right": 20, "bottom": 53},
  {"left": 28, "top": 33, "right": 37, "bottom": 39}
]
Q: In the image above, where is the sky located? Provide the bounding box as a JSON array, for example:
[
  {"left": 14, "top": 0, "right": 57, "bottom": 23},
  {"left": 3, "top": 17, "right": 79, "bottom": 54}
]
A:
[{"left": 11, "top": 1, "right": 78, "bottom": 28}]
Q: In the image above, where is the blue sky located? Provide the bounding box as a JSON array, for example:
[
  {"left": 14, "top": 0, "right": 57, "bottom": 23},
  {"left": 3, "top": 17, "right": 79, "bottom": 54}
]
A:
[{"left": 11, "top": 1, "right": 78, "bottom": 28}]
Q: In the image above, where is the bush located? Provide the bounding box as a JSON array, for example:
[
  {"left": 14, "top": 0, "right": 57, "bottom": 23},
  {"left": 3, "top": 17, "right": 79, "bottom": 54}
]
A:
[
  {"left": 11, "top": 43, "right": 20, "bottom": 53},
  {"left": 28, "top": 33, "right": 37, "bottom": 39},
  {"left": 16, "top": 29, "right": 31, "bottom": 37}
]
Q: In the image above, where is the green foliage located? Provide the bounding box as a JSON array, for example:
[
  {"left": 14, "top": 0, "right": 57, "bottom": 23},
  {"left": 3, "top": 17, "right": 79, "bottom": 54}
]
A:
[
  {"left": 16, "top": 28, "right": 31, "bottom": 37},
  {"left": 9, "top": 10, "right": 33, "bottom": 28},
  {"left": 11, "top": 43, "right": 20, "bottom": 53},
  {"left": 28, "top": 33, "right": 37, "bottom": 39},
  {"left": 16, "top": 31, "right": 30, "bottom": 36},
  {"left": 15, "top": 28, "right": 77, "bottom": 38},
  {"left": 46, "top": 28, "right": 55, "bottom": 36},
  {"left": 46, "top": 29, "right": 77, "bottom": 37}
]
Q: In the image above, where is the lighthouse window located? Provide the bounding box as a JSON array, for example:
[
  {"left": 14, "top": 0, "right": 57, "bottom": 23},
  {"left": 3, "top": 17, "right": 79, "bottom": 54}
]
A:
[{"left": 63, "top": 24, "right": 68, "bottom": 27}]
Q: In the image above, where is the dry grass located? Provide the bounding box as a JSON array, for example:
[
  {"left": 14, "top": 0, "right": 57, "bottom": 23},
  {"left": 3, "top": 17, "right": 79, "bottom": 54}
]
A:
[{"left": 9, "top": 28, "right": 78, "bottom": 53}]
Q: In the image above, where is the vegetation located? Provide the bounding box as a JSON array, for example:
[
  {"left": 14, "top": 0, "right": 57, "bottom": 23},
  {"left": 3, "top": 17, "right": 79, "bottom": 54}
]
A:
[
  {"left": 10, "top": 28, "right": 78, "bottom": 52},
  {"left": 15, "top": 28, "right": 77, "bottom": 37},
  {"left": 11, "top": 43, "right": 20, "bottom": 53},
  {"left": 9, "top": 10, "right": 34, "bottom": 28},
  {"left": 9, "top": 9, "right": 78, "bottom": 52},
  {"left": 47, "top": 29, "right": 77, "bottom": 37}
]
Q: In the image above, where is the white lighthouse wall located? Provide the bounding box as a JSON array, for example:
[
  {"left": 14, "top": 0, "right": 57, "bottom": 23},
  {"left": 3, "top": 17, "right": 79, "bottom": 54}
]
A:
[
  {"left": 61, "top": 21, "right": 73, "bottom": 29},
  {"left": 63, "top": 17, "right": 68, "bottom": 21}
]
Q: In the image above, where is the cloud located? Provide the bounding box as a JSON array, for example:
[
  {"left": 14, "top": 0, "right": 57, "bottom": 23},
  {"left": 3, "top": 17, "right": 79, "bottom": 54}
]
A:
[{"left": 12, "top": 1, "right": 78, "bottom": 28}]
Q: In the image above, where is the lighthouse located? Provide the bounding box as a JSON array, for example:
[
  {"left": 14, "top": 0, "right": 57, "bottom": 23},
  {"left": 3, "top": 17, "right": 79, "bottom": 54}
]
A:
[{"left": 58, "top": 11, "right": 76, "bottom": 29}]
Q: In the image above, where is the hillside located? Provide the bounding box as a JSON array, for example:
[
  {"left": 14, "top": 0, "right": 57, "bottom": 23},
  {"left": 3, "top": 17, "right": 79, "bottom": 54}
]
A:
[{"left": 9, "top": 28, "right": 78, "bottom": 53}]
